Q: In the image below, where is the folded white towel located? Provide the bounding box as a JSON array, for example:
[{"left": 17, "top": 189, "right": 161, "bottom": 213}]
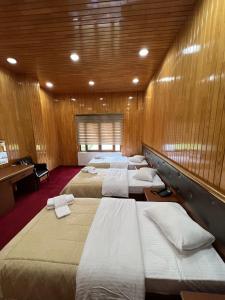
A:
[
  {"left": 81, "top": 166, "right": 97, "bottom": 174},
  {"left": 55, "top": 205, "right": 71, "bottom": 219},
  {"left": 47, "top": 194, "right": 75, "bottom": 210}
]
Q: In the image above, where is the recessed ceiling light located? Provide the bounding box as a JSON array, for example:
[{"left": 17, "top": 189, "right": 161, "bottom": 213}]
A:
[
  {"left": 46, "top": 81, "right": 54, "bottom": 88},
  {"left": 128, "top": 96, "right": 133, "bottom": 100},
  {"left": 73, "top": 17, "right": 79, "bottom": 21},
  {"left": 99, "top": 97, "right": 104, "bottom": 100},
  {"left": 139, "top": 48, "right": 149, "bottom": 57},
  {"left": 102, "top": 103, "right": 106, "bottom": 106},
  {"left": 132, "top": 77, "right": 139, "bottom": 84},
  {"left": 70, "top": 53, "right": 79, "bottom": 62},
  {"left": 71, "top": 98, "right": 76, "bottom": 101},
  {"left": 7, "top": 57, "right": 17, "bottom": 64},
  {"left": 89, "top": 80, "right": 95, "bottom": 86}
]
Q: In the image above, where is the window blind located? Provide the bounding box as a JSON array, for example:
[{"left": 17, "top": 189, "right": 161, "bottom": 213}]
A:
[{"left": 76, "top": 114, "right": 123, "bottom": 145}]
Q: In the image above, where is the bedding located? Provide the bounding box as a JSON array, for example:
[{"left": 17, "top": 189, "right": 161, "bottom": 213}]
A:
[
  {"left": 102, "top": 168, "right": 129, "bottom": 197},
  {"left": 1, "top": 199, "right": 225, "bottom": 300},
  {"left": 61, "top": 169, "right": 165, "bottom": 197},
  {"left": 133, "top": 167, "right": 158, "bottom": 182},
  {"left": 0, "top": 198, "right": 100, "bottom": 300},
  {"left": 128, "top": 170, "right": 165, "bottom": 194},
  {"left": 136, "top": 202, "right": 225, "bottom": 295},
  {"left": 88, "top": 156, "right": 128, "bottom": 169},
  {"left": 129, "top": 155, "right": 145, "bottom": 163},
  {"left": 144, "top": 202, "right": 215, "bottom": 251},
  {"left": 76, "top": 197, "right": 145, "bottom": 300},
  {"left": 88, "top": 155, "right": 148, "bottom": 169},
  {"left": 61, "top": 168, "right": 129, "bottom": 198},
  {"left": 128, "top": 159, "right": 148, "bottom": 169}
]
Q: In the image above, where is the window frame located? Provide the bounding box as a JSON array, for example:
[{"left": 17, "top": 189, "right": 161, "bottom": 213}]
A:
[{"left": 80, "top": 144, "right": 121, "bottom": 152}]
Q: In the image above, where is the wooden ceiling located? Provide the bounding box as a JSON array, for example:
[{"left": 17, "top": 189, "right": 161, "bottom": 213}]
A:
[{"left": 0, "top": 0, "right": 196, "bottom": 95}]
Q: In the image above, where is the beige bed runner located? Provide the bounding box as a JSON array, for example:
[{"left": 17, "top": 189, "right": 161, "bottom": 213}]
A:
[
  {"left": 0, "top": 198, "right": 100, "bottom": 300},
  {"left": 61, "top": 170, "right": 104, "bottom": 198}
]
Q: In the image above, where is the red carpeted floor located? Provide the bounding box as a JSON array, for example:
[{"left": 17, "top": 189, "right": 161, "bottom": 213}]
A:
[{"left": 0, "top": 166, "right": 81, "bottom": 250}]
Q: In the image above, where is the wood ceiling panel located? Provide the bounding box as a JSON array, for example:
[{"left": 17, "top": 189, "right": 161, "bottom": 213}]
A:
[{"left": 0, "top": 0, "right": 196, "bottom": 94}]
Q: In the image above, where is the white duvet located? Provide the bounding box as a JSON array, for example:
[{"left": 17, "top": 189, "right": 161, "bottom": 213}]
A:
[
  {"left": 102, "top": 168, "right": 129, "bottom": 197},
  {"left": 76, "top": 197, "right": 145, "bottom": 300}
]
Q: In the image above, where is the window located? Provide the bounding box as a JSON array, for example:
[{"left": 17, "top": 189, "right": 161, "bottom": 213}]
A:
[{"left": 76, "top": 114, "right": 123, "bottom": 152}]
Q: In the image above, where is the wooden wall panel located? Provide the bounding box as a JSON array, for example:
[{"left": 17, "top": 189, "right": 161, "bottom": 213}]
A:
[
  {"left": 0, "top": 69, "right": 36, "bottom": 164},
  {"left": 54, "top": 92, "right": 143, "bottom": 165},
  {"left": 143, "top": 0, "right": 225, "bottom": 195},
  {"left": 39, "top": 89, "right": 59, "bottom": 170},
  {"left": 0, "top": 67, "right": 59, "bottom": 170}
]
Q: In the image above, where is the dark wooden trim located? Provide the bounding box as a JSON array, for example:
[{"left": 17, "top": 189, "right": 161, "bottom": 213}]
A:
[
  {"left": 143, "top": 145, "right": 225, "bottom": 262},
  {"left": 142, "top": 144, "right": 225, "bottom": 204}
]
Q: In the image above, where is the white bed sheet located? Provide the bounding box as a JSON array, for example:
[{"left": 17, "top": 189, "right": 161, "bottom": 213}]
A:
[
  {"left": 89, "top": 156, "right": 128, "bottom": 164},
  {"left": 128, "top": 170, "right": 165, "bottom": 194},
  {"left": 136, "top": 202, "right": 225, "bottom": 295}
]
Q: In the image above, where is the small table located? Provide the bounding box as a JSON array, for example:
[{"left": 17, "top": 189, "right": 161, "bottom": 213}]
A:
[
  {"left": 181, "top": 291, "right": 225, "bottom": 300},
  {"left": 144, "top": 187, "right": 182, "bottom": 203}
]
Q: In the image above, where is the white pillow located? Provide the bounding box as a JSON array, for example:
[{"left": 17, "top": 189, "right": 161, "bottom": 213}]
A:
[
  {"left": 129, "top": 155, "right": 145, "bottom": 163},
  {"left": 144, "top": 202, "right": 215, "bottom": 252},
  {"left": 133, "top": 167, "right": 157, "bottom": 182}
]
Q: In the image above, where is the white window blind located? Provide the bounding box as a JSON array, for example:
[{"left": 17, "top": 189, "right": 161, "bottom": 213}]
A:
[{"left": 76, "top": 114, "right": 123, "bottom": 145}]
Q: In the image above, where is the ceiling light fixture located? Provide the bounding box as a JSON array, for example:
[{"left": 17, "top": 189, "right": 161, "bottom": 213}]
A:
[
  {"left": 46, "top": 81, "right": 54, "bottom": 88},
  {"left": 139, "top": 48, "right": 149, "bottom": 57},
  {"left": 132, "top": 77, "right": 139, "bottom": 84},
  {"left": 99, "top": 97, "right": 104, "bottom": 100},
  {"left": 89, "top": 80, "right": 95, "bottom": 86},
  {"left": 71, "top": 98, "right": 76, "bottom": 101},
  {"left": 70, "top": 53, "right": 79, "bottom": 62},
  {"left": 128, "top": 96, "right": 133, "bottom": 100},
  {"left": 7, "top": 57, "right": 17, "bottom": 64}
]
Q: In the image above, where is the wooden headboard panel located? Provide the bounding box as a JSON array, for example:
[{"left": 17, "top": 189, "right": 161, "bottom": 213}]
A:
[{"left": 143, "top": 145, "right": 225, "bottom": 257}]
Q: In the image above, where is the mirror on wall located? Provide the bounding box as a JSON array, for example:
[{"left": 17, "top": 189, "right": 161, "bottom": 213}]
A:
[{"left": 0, "top": 140, "right": 8, "bottom": 165}]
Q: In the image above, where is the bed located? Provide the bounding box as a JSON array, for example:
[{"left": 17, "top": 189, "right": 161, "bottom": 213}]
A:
[
  {"left": 0, "top": 199, "right": 225, "bottom": 300},
  {"left": 87, "top": 155, "right": 149, "bottom": 169},
  {"left": 137, "top": 202, "right": 225, "bottom": 295},
  {"left": 0, "top": 198, "right": 100, "bottom": 300},
  {"left": 60, "top": 168, "right": 165, "bottom": 198}
]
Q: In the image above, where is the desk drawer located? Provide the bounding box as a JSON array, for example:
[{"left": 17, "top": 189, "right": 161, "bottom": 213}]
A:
[{"left": 10, "top": 169, "right": 33, "bottom": 183}]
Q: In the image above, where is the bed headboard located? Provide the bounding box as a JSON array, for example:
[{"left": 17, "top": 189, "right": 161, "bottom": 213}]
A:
[{"left": 143, "top": 145, "right": 225, "bottom": 259}]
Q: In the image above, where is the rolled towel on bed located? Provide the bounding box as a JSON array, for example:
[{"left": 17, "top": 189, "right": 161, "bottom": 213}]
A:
[
  {"left": 81, "top": 166, "right": 98, "bottom": 174},
  {"left": 47, "top": 194, "right": 75, "bottom": 210}
]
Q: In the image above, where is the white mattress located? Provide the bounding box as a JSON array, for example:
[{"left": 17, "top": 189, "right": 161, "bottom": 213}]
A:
[
  {"left": 128, "top": 170, "right": 165, "bottom": 194},
  {"left": 136, "top": 202, "right": 225, "bottom": 295}
]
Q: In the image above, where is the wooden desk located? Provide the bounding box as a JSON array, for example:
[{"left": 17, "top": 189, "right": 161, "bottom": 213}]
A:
[
  {"left": 0, "top": 165, "right": 34, "bottom": 216},
  {"left": 181, "top": 291, "right": 225, "bottom": 300},
  {"left": 144, "top": 188, "right": 182, "bottom": 202}
]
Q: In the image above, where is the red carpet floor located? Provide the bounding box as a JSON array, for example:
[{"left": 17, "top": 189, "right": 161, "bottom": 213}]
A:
[{"left": 0, "top": 166, "right": 81, "bottom": 250}]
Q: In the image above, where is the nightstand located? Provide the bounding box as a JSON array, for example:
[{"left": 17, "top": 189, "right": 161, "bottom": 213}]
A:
[
  {"left": 144, "top": 187, "right": 181, "bottom": 203},
  {"left": 181, "top": 291, "right": 225, "bottom": 300}
]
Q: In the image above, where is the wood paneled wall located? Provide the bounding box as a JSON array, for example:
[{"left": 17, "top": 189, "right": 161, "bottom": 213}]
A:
[
  {"left": 54, "top": 92, "right": 143, "bottom": 165},
  {"left": 0, "top": 67, "right": 59, "bottom": 170},
  {"left": 143, "top": 0, "right": 225, "bottom": 195},
  {"left": 39, "top": 89, "right": 59, "bottom": 170},
  {"left": 0, "top": 69, "right": 37, "bottom": 164}
]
